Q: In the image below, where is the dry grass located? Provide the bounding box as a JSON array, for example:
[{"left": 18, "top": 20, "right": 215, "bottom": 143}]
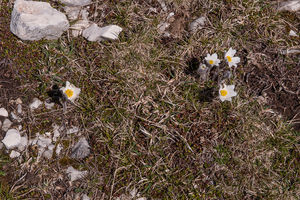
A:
[{"left": 1, "top": 0, "right": 300, "bottom": 199}]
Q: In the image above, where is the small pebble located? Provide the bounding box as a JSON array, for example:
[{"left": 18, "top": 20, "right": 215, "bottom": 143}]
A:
[
  {"left": 2, "top": 119, "right": 12, "bottom": 131},
  {"left": 10, "top": 150, "right": 20, "bottom": 158},
  {"left": 2, "top": 129, "right": 21, "bottom": 149},
  {"left": 0, "top": 108, "right": 8, "bottom": 117},
  {"left": 17, "top": 104, "right": 22, "bottom": 114},
  {"left": 29, "top": 98, "right": 43, "bottom": 110}
]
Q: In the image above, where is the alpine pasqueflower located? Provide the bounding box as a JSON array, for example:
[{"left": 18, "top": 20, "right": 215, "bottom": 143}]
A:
[
  {"left": 225, "top": 48, "right": 240, "bottom": 68},
  {"left": 219, "top": 84, "right": 237, "bottom": 102},
  {"left": 205, "top": 53, "right": 220, "bottom": 66},
  {"left": 60, "top": 81, "right": 81, "bottom": 103}
]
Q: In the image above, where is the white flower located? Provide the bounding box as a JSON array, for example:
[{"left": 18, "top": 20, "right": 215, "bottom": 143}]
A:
[
  {"left": 225, "top": 48, "right": 240, "bottom": 68},
  {"left": 219, "top": 84, "right": 237, "bottom": 102},
  {"left": 60, "top": 81, "right": 81, "bottom": 102},
  {"left": 205, "top": 53, "right": 220, "bottom": 66},
  {"left": 197, "top": 63, "right": 207, "bottom": 74}
]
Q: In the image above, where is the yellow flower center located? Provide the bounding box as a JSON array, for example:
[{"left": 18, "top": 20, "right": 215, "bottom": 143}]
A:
[
  {"left": 227, "top": 56, "right": 232, "bottom": 62},
  {"left": 201, "top": 66, "right": 206, "bottom": 69},
  {"left": 65, "top": 89, "right": 74, "bottom": 98},
  {"left": 220, "top": 90, "right": 227, "bottom": 96},
  {"left": 209, "top": 60, "right": 214, "bottom": 65}
]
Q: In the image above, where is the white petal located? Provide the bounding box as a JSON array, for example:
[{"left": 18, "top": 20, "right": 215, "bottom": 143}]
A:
[
  {"left": 214, "top": 59, "right": 221, "bottom": 66},
  {"left": 212, "top": 53, "right": 218, "bottom": 60},
  {"left": 66, "top": 81, "right": 71, "bottom": 88},
  {"left": 228, "top": 62, "right": 234, "bottom": 68},
  {"left": 227, "top": 85, "right": 235, "bottom": 91},
  {"left": 226, "top": 48, "right": 236, "bottom": 57},
  {"left": 232, "top": 57, "right": 240, "bottom": 63},
  {"left": 219, "top": 96, "right": 226, "bottom": 102}
]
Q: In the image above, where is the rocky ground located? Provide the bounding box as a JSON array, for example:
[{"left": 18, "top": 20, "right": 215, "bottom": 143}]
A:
[{"left": 1, "top": 0, "right": 300, "bottom": 199}]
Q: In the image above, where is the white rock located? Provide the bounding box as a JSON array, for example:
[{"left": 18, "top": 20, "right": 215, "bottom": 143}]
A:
[
  {"left": 17, "top": 104, "right": 22, "bottom": 114},
  {"left": 82, "top": 194, "right": 90, "bottom": 200},
  {"left": 37, "top": 136, "right": 52, "bottom": 148},
  {"left": 56, "top": 144, "right": 62, "bottom": 155},
  {"left": 58, "top": 0, "right": 91, "bottom": 7},
  {"left": 70, "top": 138, "right": 90, "bottom": 159},
  {"left": 38, "top": 147, "right": 46, "bottom": 156},
  {"left": 18, "top": 125, "right": 22, "bottom": 130},
  {"left": 158, "top": 0, "right": 167, "bottom": 11},
  {"left": 130, "top": 188, "right": 139, "bottom": 198},
  {"left": 2, "top": 119, "right": 12, "bottom": 131},
  {"left": 163, "top": 32, "right": 170, "bottom": 37},
  {"left": 0, "top": 108, "right": 8, "bottom": 117},
  {"left": 45, "top": 132, "right": 52, "bottom": 137},
  {"left": 10, "top": 0, "right": 69, "bottom": 40},
  {"left": 83, "top": 24, "right": 122, "bottom": 42},
  {"left": 289, "top": 30, "right": 298, "bottom": 37},
  {"left": 9, "top": 112, "right": 20, "bottom": 122},
  {"left": 43, "top": 149, "right": 53, "bottom": 159},
  {"left": 167, "top": 12, "right": 174, "bottom": 20},
  {"left": 66, "top": 166, "right": 88, "bottom": 182},
  {"left": 189, "top": 17, "right": 206, "bottom": 33},
  {"left": 65, "top": 6, "right": 89, "bottom": 20},
  {"left": 157, "top": 22, "right": 170, "bottom": 34},
  {"left": 37, "top": 139, "right": 48, "bottom": 148},
  {"left": 53, "top": 124, "right": 61, "bottom": 138},
  {"left": 29, "top": 138, "right": 38, "bottom": 145},
  {"left": 48, "top": 144, "right": 55, "bottom": 151},
  {"left": 2, "top": 129, "right": 21, "bottom": 149},
  {"left": 44, "top": 101, "right": 55, "bottom": 109},
  {"left": 10, "top": 150, "right": 21, "bottom": 158},
  {"left": 29, "top": 98, "right": 43, "bottom": 110},
  {"left": 64, "top": 6, "right": 80, "bottom": 20},
  {"left": 148, "top": 7, "right": 157, "bottom": 13},
  {"left": 18, "top": 136, "right": 28, "bottom": 151},
  {"left": 70, "top": 20, "right": 91, "bottom": 37},
  {"left": 67, "top": 126, "right": 79, "bottom": 134},
  {"left": 278, "top": 0, "right": 300, "bottom": 12}
]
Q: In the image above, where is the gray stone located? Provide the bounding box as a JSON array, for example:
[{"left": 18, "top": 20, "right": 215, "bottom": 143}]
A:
[
  {"left": 43, "top": 150, "right": 53, "bottom": 159},
  {"left": 70, "top": 138, "right": 90, "bottom": 159},
  {"left": 66, "top": 166, "right": 88, "bottom": 182},
  {"left": 10, "top": 0, "right": 69, "bottom": 40},
  {"left": 289, "top": 30, "right": 298, "bottom": 37},
  {"left": 2, "top": 119, "right": 12, "bottom": 131},
  {"left": 70, "top": 20, "right": 91, "bottom": 37},
  {"left": 67, "top": 126, "right": 79, "bottom": 134},
  {"left": 2, "top": 129, "right": 22, "bottom": 149},
  {"left": 10, "top": 150, "right": 20, "bottom": 158},
  {"left": 157, "top": 22, "right": 170, "bottom": 34},
  {"left": 44, "top": 101, "right": 55, "bottom": 109},
  {"left": 82, "top": 194, "right": 90, "bottom": 200},
  {"left": 58, "top": 0, "right": 91, "bottom": 7},
  {"left": 56, "top": 144, "right": 62, "bottom": 155},
  {"left": 189, "top": 17, "right": 206, "bottom": 33},
  {"left": 17, "top": 104, "right": 22, "bottom": 114},
  {"left": 158, "top": 0, "right": 167, "bottom": 11},
  {"left": 29, "top": 98, "right": 43, "bottom": 110},
  {"left": 82, "top": 24, "right": 122, "bottom": 42},
  {"left": 0, "top": 108, "right": 8, "bottom": 117},
  {"left": 10, "top": 112, "right": 20, "bottom": 122},
  {"left": 18, "top": 136, "right": 28, "bottom": 151},
  {"left": 278, "top": 0, "right": 300, "bottom": 12}
]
